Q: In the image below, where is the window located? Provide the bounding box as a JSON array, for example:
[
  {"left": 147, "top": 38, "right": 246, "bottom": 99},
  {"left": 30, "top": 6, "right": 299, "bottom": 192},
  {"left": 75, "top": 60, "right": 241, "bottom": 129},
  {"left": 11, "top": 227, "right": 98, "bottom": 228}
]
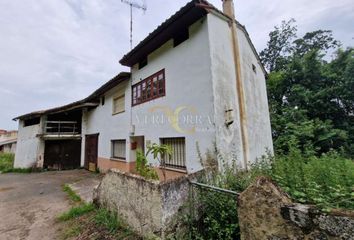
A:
[
  {"left": 101, "top": 96, "right": 105, "bottom": 106},
  {"left": 139, "top": 57, "right": 148, "bottom": 69},
  {"left": 24, "top": 117, "right": 40, "bottom": 127},
  {"left": 132, "top": 69, "right": 165, "bottom": 106},
  {"left": 113, "top": 95, "right": 125, "bottom": 114},
  {"left": 112, "top": 140, "right": 126, "bottom": 159},
  {"left": 161, "top": 137, "right": 186, "bottom": 170},
  {"left": 173, "top": 28, "right": 189, "bottom": 47}
]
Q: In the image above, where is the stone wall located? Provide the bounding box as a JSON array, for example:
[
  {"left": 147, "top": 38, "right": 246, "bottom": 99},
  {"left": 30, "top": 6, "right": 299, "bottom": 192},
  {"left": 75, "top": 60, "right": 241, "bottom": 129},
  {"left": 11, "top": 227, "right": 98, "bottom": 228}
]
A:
[
  {"left": 238, "top": 177, "right": 354, "bottom": 240},
  {"left": 93, "top": 169, "right": 193, "bottom": 238}
]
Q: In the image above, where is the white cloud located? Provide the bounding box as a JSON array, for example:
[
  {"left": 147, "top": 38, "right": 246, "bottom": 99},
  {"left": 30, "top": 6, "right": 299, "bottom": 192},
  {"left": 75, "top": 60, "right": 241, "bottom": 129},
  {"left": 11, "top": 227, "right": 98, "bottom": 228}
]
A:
[{"left": 0, "top": 0, "right": 353, "bottom": 129}]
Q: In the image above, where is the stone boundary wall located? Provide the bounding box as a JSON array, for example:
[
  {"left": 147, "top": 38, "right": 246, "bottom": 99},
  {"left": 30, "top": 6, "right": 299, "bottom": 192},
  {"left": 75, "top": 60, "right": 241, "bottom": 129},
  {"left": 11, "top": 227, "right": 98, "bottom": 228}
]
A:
[
  {"left": 93, "top": 169, "right": 196, "bottom": 238},
  {"left": 238, "top": 177, "right": 354, "bottom": 240}
]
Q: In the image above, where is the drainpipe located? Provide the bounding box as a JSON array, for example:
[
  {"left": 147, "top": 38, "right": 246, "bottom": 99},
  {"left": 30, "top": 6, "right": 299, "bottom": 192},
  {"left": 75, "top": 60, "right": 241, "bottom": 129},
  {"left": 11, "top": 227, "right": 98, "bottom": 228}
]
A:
[{"left": 222, "top": 0, "right": 249, "bottom": 170}]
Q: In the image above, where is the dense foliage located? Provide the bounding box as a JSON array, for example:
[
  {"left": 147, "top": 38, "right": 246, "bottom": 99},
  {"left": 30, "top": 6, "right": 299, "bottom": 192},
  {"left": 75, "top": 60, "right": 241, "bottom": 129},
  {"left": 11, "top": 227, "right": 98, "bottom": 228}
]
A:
[
  {"left": 0, "top": 153, "right": 14, "bottom": 172},
  {"left": 261, "top": 19, "right": 354, "bottom": 157},
  {"left": 183, "top": 148, "right": 354, "bottom": 239},
  {"left": 271, "top": 148, "right": 354, "bottom": 210}
]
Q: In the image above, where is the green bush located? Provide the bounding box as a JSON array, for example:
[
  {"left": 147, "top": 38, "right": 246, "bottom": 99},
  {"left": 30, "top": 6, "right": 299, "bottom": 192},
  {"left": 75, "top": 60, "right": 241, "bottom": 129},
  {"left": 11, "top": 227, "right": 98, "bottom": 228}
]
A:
[
  {"left": 186, "top": 190, "right": 239, "bottom": 240},
  {"left": 135, "top": 150, "right": 158, "bottom": 180},
  {"left": 183, "top": 147, "right": 353, "bottom": 239},
  {"left": 0, "top": 153, "right": 14, "bottom": 172},
  {"left": 271, "top": 149, "right": 354, "bottom": 210}
]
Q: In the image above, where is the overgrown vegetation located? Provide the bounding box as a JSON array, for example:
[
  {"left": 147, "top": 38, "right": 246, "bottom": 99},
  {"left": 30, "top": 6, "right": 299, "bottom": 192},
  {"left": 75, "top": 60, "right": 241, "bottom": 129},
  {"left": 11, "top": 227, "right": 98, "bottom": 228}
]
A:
[
  {"left": 271, "top": 148, "right": 354, "bottom": 210},
  {"left": 135, "top": 149, "right": 159, "bottom": 180},
  {"left": 62, "top": 184, "right": 81, "bottom": 203},
  {"left": 0, "top": 153, "right": 14, "bottom": 172},
  {"left": 58, "top": 203, "right": 95, "bottom": 221},
  {"left": 261, "top": 19, "right": 354, "bottom": 158},
  {"left": 0, "top": 153, "right": 38, "bottom": 173},
  {"left": 183, "top": 144, "right": 353, "bottom": 239},
  {"left": 185, "top": 187, "right": 239, "bottom": 240},
  {"left": 59, "top": 206, "right": 140, "bottom": 240},
  {"left": 59, "top": 183, "right": 140, "bottom": 239}
]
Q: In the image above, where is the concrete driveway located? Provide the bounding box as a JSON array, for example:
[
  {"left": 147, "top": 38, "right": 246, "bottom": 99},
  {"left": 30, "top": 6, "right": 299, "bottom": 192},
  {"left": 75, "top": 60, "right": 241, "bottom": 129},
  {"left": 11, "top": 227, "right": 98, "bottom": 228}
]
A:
[{"left": 0, "top": 170, "right": 98, "bottom": 240}]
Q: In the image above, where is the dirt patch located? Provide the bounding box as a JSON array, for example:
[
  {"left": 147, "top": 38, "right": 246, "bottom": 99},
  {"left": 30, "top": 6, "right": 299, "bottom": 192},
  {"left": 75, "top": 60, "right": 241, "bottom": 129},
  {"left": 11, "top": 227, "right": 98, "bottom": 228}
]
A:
[
  {"left": 0, "top": 170, "right": 99, "bottom": 240},
  {"left": 0, "top": 186, "right": 14, "bottom": 192}
]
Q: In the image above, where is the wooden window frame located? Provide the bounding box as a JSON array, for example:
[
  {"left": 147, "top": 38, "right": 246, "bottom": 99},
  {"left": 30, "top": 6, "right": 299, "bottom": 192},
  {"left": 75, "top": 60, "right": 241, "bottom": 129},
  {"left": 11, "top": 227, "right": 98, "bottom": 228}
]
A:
[
  {"left": 132, "top": 69, "right": 166, "bottom": 107},
  {"left": 112, "top": 94, "right": 125, "bottom": 115},
  {"left": 111, "top": 139, "right": 126, "bottom": 160}
]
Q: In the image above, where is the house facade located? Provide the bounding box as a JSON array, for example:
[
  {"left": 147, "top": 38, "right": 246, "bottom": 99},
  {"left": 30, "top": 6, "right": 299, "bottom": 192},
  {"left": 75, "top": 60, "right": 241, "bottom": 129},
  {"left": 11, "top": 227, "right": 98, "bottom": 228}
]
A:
[
  {"left": 14, "top": 0, "right": 273, "bottom": 176},
  {"left": 0, "top": 130, "right": 17, "bottom": 154}
]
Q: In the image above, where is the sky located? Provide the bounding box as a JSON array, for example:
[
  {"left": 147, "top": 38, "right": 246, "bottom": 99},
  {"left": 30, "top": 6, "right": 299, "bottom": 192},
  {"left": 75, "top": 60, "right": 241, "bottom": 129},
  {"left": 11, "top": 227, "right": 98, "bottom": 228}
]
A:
[{"left": 0, "top": 0, "right": 353, "bottom": 130}]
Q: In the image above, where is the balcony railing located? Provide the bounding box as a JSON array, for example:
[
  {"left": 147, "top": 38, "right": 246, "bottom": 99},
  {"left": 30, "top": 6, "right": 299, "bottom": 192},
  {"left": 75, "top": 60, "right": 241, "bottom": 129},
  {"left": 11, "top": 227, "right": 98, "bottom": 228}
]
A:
[{"left": 44, "top": 121, "right": 79, "bottom": 135}]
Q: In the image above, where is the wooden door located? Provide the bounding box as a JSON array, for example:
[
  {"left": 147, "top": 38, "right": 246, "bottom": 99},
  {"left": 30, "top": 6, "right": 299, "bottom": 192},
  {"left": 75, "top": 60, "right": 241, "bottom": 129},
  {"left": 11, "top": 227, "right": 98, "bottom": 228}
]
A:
[
  {"left": 85, "top": 134, "right": 99, "bottom": 170},
  {"left": 44, "top": 140, "right": 81, "bottom": 170}
]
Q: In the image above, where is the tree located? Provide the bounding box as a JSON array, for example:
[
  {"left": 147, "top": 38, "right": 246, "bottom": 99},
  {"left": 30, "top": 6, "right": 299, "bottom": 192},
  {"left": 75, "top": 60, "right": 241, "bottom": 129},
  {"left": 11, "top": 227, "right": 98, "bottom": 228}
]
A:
[
  {"left": 262, "top": 20, "right": 354, "bottom": 157},
  {"left": 260, "top": 19, "right": 297, "bottom": 72},
  {"left": 292, "top": 30, "right": 340, "bottom": 57}
]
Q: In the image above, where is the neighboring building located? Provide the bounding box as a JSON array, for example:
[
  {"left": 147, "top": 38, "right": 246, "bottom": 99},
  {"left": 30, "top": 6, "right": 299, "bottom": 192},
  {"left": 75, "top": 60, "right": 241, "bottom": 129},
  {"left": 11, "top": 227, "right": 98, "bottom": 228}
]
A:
[
  {"left": 0, "top": 130, "right": 17, "bottom": 154},
  {"left": 13, "top": 0, "right": 273, "bottom": 175}
]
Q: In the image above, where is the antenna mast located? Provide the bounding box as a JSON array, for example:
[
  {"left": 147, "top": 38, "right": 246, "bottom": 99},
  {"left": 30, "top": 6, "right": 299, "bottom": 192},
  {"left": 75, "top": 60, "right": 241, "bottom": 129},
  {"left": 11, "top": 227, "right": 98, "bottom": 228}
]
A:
[{"left": 121, "top": 0, "right": 147, "bottom": 49}]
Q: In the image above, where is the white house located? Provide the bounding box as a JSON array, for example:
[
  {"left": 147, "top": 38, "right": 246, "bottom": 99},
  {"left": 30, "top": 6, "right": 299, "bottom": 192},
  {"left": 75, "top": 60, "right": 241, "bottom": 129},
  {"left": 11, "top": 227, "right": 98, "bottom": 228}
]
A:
[
  {"left": 13, "top": 0, "right": 273, "bottom": 178},
  {"left": 0, "top": 130, "right": 17, "bottom": 154}
]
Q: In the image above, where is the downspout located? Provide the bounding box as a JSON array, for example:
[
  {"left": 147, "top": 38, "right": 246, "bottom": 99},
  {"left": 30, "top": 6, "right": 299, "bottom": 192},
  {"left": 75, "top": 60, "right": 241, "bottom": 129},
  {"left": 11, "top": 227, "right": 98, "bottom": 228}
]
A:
[{"left": 222, "top": 0, "right": 249, "bottom": 170}]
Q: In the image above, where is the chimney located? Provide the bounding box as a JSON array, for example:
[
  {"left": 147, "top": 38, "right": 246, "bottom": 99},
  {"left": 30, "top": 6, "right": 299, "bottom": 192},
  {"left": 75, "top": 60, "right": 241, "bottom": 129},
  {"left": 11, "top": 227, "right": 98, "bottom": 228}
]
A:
[{"left": 222, "top": 0, "right": 235, "bottom": 19}]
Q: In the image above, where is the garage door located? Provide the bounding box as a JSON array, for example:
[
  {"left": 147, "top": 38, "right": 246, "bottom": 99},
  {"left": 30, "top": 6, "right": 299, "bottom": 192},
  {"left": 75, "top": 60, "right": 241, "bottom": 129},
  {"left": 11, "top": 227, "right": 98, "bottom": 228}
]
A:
[{"left": 44, "top": 140, "right": 81, "bottom": 170}]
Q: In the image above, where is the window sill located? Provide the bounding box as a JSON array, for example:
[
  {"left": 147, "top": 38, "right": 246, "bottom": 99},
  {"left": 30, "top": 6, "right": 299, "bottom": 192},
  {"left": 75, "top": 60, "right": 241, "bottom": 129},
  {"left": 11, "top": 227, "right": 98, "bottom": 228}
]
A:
[
  {"left": 112, "top": 110, "right": 125, "bottom": 116},
  {"left": 161, "top": 166, "right": 187, "bottom": 174},
  {"left": 110, "top": 157, "right": 127, "bottom": 162}
]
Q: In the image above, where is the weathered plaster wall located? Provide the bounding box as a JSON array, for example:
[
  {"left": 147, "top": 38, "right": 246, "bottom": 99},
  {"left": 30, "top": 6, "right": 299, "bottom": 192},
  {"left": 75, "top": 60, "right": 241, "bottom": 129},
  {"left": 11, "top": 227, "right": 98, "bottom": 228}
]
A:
[
  {"left": 14, "top": 120, "right": 43, "bottom": 168},
  {"left": 94, "top": 170, "right": 192, "bottom": 238},
  {"left": 236, "top": 26, "right": 274, "bottom": 162},
  {"left": 207, "top": 13, "right": 244, "bottom": 168},
  {"left": 83, "top": 82, "right": 131, "bottom": 167},
  {"left": 130, "top": 17, "right": 216, "bottom": 173},
  {"left": 238, "top": 177, "right": 354, "bottom": 240},
  {"left": 206, "top": 12, "right": 273, "bottom": 168}
]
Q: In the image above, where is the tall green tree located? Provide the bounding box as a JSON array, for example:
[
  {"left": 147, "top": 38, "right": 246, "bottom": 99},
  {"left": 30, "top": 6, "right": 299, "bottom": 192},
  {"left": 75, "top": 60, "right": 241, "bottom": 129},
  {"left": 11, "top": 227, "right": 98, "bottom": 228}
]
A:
[{"left": 262, "top": 20, "right": 354, "bottom": 157}]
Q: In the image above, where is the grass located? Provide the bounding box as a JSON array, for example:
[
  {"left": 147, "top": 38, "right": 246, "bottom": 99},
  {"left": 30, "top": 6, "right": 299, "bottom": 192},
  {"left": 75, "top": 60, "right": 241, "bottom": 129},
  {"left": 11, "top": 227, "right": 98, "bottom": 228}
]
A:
[
  {"left": 94, "top": 208, "right": 121, "bottom": 233},
  {"left": 59, "top": 207, "right": 140, "bottom": 240},
  {"left": 1, "top": 168, "right": 34, "bottom": 173},
  {"left": 61, "top": 224, "right": 82, "bottom": 239},
  {"left": 0, "top": 153, "right": 14, "bottom": 172},
  {"left": 0, "top": 153, "right": 37, "bottom": 173},
  {"left": 185, "top": 148, "right": 354, "bottom": 239},
  {"left": 59, "top": 184, "right": 140, "bottom": 239},
  {"left": 62, "top": 184, "right": 81, "bottom": 203},
  {"left": 200, "top": 148, "right": 354, "bottom": 210},
  {"left": 58, "top": 203, "right": 95, "bottom": 221},
  {"left": 270, "top": 150, "right": 354, "bottom": 210}
]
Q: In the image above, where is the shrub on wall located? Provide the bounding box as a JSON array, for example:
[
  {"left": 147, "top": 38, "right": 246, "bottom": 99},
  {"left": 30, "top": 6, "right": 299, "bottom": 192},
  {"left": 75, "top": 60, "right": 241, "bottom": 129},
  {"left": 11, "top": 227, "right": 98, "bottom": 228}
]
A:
[{"left": 135, "top": 150, "right": 158, "bottom": 181}]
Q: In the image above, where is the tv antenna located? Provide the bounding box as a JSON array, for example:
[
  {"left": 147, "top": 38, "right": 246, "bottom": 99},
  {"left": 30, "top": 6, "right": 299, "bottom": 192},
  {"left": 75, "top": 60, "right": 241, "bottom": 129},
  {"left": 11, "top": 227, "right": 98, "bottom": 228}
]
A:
[{"left": 121, "top": 0, "right": 147, "bottom": 49}]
